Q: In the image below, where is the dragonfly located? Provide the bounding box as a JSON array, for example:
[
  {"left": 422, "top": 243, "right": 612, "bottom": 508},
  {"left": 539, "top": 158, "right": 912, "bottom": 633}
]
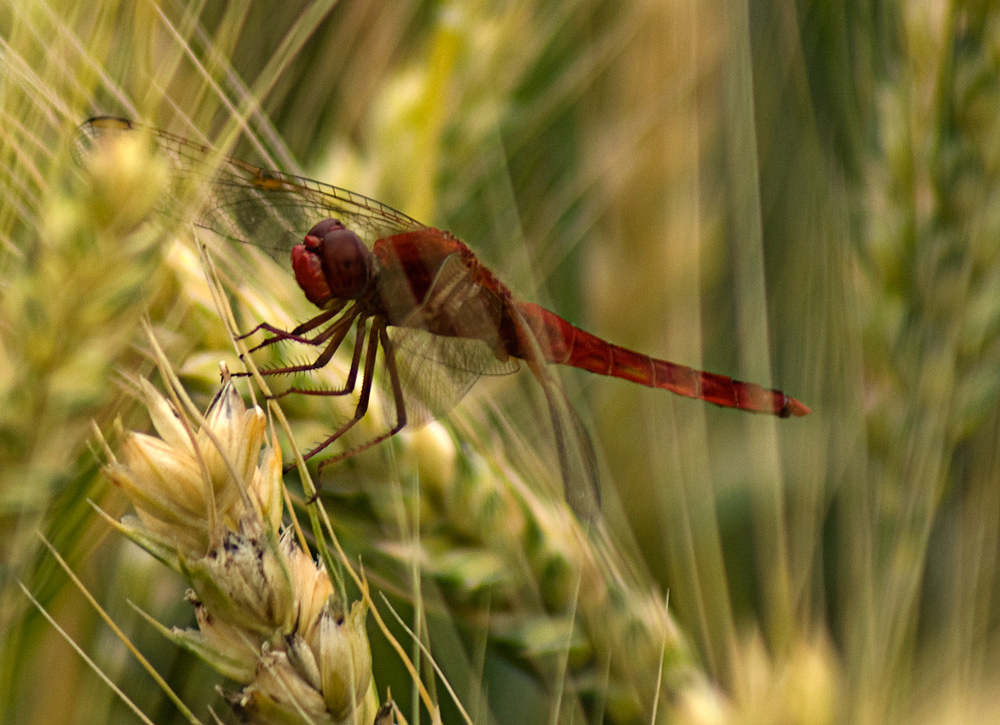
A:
[{"left": 77, "top": 116, "right": 809, "bottom": 513}]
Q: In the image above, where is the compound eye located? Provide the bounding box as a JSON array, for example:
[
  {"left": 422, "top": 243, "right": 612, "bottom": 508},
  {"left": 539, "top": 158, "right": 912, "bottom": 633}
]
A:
[
  {"left": 305, "top": 218, "right": 345, "bottom": 244},
  {"left": 318, "top": 224, "right": 371, "bottom": 299}
]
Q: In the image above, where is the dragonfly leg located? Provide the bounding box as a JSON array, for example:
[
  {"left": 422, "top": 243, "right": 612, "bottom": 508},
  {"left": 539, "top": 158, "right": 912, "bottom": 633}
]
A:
[
  {"left": 245, "top": 312, "right": 359, "bottom": 382},
  {"left": 313, "top": 323, "right": 407, "bottom": 473},
  {"left": 240, "top": 302, "right": 347, "bottom": 352},
  {"left": 288, "top": 322, "right": 379, "bottom": 471},
  {"left": 271, "top": 316, "right": 367, "bottom": 398},
  {"left": 290, "top": 321, "right": 399, "bottom": 474}
]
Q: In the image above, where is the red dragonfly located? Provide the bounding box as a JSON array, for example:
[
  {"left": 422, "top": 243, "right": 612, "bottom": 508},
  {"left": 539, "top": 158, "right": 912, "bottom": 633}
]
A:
[{"left": 77, "top": 117, "right": 809, "bottom": 510}]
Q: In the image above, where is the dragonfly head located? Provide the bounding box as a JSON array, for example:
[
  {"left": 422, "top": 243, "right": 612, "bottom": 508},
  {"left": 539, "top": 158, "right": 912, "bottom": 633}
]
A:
[{"left": 293, "top": 219, "right": 373, "bottom": 306}]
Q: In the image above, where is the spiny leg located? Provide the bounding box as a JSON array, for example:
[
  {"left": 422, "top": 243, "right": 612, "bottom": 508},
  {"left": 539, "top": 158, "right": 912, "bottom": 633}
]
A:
[
  {"left": 238, "top": 302, "right": 347, "bottom": 352},
  {"left": 235, "top": 310, "right": 360, "bottom": 389},
  {"left": 271, "top": 316, "right": 368, "bottom": 398},
  {"left": 234, "top": 306, "right": 350, "bottom": 384},
  {"left": 297, "top": 319, "right": 383, "bottom": 467},
  {"left": 316, "top": 322, "right": 408, "bottom": 472}
]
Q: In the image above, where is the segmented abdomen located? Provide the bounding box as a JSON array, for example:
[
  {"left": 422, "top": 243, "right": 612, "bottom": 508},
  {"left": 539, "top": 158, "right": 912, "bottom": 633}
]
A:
[{"left": 517, "top": 302, "right": 810, "bottom": 417}]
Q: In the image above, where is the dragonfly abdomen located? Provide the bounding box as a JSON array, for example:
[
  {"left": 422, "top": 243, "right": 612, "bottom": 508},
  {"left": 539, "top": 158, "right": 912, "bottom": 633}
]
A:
[{"left": 517, "top": 302, "right": 810, "bottom": 417}]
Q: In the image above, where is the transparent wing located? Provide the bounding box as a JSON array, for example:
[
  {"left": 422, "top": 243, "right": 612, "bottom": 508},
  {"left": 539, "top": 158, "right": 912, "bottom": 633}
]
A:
[
  {"left": 384, "top": 328, "right": 520, "bottom": 426},
  {"left": 381, "top": 252, "right": 520, "bottom": 425},
  {"left": 74, "top": 117, "right": 426, "bottom": 258}
]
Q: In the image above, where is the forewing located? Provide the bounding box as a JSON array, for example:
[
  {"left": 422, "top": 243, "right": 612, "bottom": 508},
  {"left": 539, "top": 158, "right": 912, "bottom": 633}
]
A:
[
  {"left": 75, "top": 117, "right": 426, "bottom": 258},
  {"left": 384, "top": 328, "right": 519, "bottom": 426}
]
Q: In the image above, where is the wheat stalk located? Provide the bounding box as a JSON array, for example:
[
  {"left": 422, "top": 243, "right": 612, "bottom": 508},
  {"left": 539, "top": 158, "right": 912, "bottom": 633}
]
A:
[{"left": 98, "top": 356, "right": 382, "bottom": 724}]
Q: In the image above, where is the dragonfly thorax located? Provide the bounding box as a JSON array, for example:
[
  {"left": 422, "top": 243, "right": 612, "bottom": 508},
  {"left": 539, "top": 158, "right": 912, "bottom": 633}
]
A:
[{"left": 292, "top": 219, "right": 373, "bottom": 307}]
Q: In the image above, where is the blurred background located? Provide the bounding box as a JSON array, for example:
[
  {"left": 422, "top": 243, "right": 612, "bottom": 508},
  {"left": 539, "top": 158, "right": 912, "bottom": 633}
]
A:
[{"left": 3, "top": 0, "right": 1000, "bottom": 722}]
